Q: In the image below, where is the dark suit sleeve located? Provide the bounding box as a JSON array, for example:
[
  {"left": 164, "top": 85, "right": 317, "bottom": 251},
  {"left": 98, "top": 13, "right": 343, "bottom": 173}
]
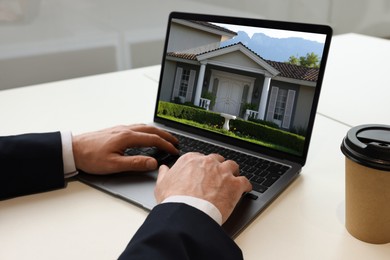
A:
[
  {"left": 0, "top": 132, "right": 65, "bottom": 200},
  {"left": 119, "top": 203, "right": 244, "bottom": 260}
]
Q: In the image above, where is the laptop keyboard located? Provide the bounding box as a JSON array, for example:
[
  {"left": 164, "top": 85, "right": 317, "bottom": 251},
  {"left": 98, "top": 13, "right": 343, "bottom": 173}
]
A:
[{"left": 124, "top": 133, "right": 290, "bottom": 194}]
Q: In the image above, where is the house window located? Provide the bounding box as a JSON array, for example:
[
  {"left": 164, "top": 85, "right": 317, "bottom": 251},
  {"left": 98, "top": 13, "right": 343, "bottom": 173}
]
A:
[
  {"left": 266, "top": 86, "right": 296, "bottom": 129},
  {"left": 178, "top": 69, "right": 190, "bottom": 98},
  {"left": 273, "top": 88, "right": 287, "bottom": 121},
  {"left": 212, "top": 78, "right": 219, "bottom": 96},
  {"left": 172, "top": 67, "right": 196, "bottom": 103}
]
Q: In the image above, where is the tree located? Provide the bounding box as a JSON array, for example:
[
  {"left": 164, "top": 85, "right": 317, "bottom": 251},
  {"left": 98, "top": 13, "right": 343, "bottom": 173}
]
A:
[
  {"left": 288, "top": 52, "right": 320, "bottom": 68},
  {"left": 288, "top": 55, "right": 299, "bottom": 66}
]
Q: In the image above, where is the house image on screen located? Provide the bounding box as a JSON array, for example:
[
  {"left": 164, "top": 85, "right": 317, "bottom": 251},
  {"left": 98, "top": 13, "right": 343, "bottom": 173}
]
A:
[{"left": 159, "top": 19, "right": 320, "bottom": 133}]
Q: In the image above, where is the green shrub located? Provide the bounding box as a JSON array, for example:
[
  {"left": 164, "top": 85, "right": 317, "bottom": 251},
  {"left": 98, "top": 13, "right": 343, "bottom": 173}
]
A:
[
  {"left": 157, "top": 101, "right": 304, "bottom": 154},
  {"left": 248, "top": 117, "right": 279, "bottom": 128},
  {"left": 158, "top": 101, "right": 223, "bottom": 126},
  {"left": 230, "top": 119, "right": 304, "bottom": 154}
]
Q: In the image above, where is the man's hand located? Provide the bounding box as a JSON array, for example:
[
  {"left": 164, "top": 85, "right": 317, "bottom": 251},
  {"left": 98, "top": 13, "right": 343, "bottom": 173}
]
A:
[
  {"left": 72, "top": 124, "right": 179, "bottom": 174},
  {"left": 155, "top": 152, "right": 252, "bottom": 223}
]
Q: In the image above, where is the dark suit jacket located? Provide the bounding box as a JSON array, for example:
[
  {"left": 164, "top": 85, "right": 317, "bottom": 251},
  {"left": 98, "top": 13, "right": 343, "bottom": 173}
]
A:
[
  {"left": 0, "top": 132, "right": 65, "bottom": 200},
  {"left": 119, "top": 203, "right": 243, "bottom": 260},
  {"left": 0, "top": 132, "right": 243, "bottom": 259}
]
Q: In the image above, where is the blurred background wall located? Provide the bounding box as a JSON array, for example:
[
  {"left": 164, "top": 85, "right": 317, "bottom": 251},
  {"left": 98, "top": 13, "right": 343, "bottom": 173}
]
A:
[{"left": 1, "top": 0, "right": 389, "bottom": 90}]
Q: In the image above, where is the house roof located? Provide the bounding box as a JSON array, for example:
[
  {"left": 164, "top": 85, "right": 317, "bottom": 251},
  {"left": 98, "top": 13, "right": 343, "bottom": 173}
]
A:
[
  {"left": 167, "top": 42, "right": 319, "bottom": 82},
  {"left": 265, "top": 60, "right": 319, "bottom": 82}
]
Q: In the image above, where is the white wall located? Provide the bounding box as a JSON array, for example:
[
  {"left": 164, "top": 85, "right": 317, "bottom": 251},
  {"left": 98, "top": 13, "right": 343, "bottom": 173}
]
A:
[
  {"left": 193, "top": 0, "right": 390, "bottom": 37},
  {"left": 0, "top": 0, "right": 389, "bottom": 90},
  {"left": 0, "top": 0, "right": 259, "bottom": 90}
]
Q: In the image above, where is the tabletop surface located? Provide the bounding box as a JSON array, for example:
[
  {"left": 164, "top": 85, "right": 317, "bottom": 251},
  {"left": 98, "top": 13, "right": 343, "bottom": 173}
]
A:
[
  {"left": 317, "top": 33, "right": 390, "bottom": 127},
  {"left": 0, "top": 33, "right": 389, "bottom": 260}
]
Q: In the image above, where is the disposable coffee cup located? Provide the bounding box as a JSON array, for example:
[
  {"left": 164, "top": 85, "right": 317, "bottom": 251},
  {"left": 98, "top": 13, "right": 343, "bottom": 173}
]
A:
[{"left": 341, "top": 124, "right": 390, "bottom": 244}]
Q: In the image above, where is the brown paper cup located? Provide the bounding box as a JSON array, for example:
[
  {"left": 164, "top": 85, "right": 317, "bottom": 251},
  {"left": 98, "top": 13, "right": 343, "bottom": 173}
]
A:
[
  {"left": 345, "top": 158, "right": 390, "bottom": 244},
  {"left": 341, "top": 124, "right": 390, "bottom": 244}
]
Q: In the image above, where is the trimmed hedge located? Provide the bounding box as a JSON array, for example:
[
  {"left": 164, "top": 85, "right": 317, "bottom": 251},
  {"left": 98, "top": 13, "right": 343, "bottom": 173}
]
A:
[
  {"left": 157, "top": 101, "right": 304, "bottom": 154},
  {"left": 230, "top": 119, "right": 304, "bottom": 154},
  {"left": 158, "top": 101, "right": 224, "bottom": 126}
]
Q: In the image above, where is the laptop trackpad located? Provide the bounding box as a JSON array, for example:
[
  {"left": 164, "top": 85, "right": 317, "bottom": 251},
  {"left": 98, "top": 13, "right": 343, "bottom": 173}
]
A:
[{"left": 100, "top": 171, "right": 158, "bottom": 210}]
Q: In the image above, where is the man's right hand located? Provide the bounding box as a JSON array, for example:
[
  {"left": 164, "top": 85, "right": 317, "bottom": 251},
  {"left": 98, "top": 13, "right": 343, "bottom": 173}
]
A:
[{"left": 155, "top": 152, "right": 252, "bottom": 223}]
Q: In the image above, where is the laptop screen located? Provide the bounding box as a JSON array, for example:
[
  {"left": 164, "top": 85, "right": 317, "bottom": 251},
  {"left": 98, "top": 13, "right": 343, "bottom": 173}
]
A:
[{"left": 155, "top": 12, "right": 332, "bottom": 165}]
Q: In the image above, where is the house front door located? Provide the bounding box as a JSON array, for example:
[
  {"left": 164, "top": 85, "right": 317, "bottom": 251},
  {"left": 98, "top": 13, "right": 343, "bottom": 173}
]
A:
[{"left": 214, "top": 77, "right": 244, "bottom": 116}]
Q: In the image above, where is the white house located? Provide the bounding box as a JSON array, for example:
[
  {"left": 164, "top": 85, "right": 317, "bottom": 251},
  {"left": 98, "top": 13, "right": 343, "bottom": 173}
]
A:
[{"left": 159, "top": 19, "right": 320, "bottom": 133}]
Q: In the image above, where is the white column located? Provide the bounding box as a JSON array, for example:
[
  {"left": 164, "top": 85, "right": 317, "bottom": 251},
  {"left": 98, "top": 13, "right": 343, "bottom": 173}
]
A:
[
  {"left": 194, "top": 62, "right": 206, "bottom": 107},
  {"left": 258, "top": 75, "right": 272, "bottom": 120}
]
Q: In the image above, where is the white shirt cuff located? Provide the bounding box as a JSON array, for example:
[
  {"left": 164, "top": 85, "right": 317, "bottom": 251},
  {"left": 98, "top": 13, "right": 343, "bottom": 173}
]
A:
[
  {"left": 60, "top": 131, "right": 78, "bottom": 178},
  {"left": 161, "top": 195, "right": 223, "bottom": 225}
]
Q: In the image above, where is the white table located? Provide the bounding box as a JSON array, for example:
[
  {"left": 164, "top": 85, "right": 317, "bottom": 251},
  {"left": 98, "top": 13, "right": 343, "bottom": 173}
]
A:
[{"left": 1, "top": 34, "right": 389, "bottom": 259}]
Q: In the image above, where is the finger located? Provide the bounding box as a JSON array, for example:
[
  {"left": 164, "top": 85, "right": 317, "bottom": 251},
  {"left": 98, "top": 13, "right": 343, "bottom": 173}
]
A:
[
  {"left": 123, "top": 131, "right": 179, "bottom": 155},
  {"left": 206, "top": 153, "right": 225, "bottom": 162},
  {"left": 97, "top": 124, "right": 144, "bottom": 133},
  {"left": 220, "top": 159, "right": 240, "bottom": 176},
  {"left": 237, "top": 176, "right": 253, "bottom": 193},
  {"left": 112, "top": 155, "right": 158, "bottom": 172},
  {"left": 129, "top": 125, "right": 179, "bottom": 145}
]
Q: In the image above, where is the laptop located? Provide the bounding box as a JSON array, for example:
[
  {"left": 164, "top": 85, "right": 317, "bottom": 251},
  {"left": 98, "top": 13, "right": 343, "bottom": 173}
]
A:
[{"left": 78, "top": 11, "right": 332, "bottom": 238}]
